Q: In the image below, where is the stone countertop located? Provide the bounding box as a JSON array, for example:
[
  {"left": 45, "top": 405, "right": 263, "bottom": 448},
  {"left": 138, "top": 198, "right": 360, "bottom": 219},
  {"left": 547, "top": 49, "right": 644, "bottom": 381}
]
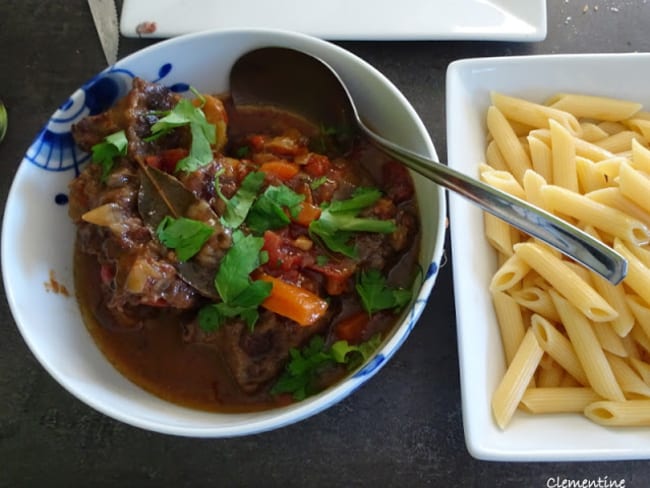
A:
[{"left": 1, "top": 1, "right": 649, "bottom": 486}]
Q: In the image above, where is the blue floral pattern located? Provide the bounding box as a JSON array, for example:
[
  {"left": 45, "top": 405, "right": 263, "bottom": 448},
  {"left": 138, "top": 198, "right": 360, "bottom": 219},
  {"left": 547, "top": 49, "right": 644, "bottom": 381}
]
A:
[{"left": 25, "top": 64, "right": 189, "bottom": 176}]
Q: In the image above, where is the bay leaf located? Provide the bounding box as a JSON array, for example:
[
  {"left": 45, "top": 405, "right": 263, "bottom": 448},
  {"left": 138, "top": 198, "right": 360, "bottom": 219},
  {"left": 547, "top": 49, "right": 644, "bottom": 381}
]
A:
[{"left": 137, "top": 164, "right": 226, "bottom": 300}]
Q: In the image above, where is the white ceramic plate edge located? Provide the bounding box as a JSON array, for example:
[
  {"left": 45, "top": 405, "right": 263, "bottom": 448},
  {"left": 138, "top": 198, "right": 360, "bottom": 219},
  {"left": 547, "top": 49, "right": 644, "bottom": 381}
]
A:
[
  {"left": 120, "top": 0, "right": 547, "bottom": 41},
  {"left": 446, "top": 53, "right": 650, "bottom": 461}
]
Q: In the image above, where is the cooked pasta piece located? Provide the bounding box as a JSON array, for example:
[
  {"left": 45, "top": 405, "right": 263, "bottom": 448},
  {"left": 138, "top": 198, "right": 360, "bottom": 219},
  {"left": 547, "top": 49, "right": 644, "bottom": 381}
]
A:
[
  {"left": 549, "top": 119, "right": 578, "bottom": 191},
  {"left": 486, "top": 105, "right": 532, "bottom": 183},
  {"left": 492, "top": 328, "right": 544, "bottom": 429},
  {"left": 489, "top": 253, "right": 530, "bottom": 292},
  {"left": 514, "top": 242, "right": 618, "bottom": 322},
  {"left": 491, "top": 290, "right": 526, "bottom": 365},
  {"left": 510, "top": 286, "right": 560, "bottom": 322},
  {"left": 491, "top": 92, "right": 581, "bottom": 134},
  {"left": 531, "top": 314, "right": 589, "bottom": 385},
  {"left": 520, "top": 387, "right": 602, "bottom": 414},
  {"left": 618, "top": 161, "right": 650, "bottom": 214},
  {"left": 584, "top": 400, "right": 650, "bottom": 426},
  {"left": 542, "top": 185, "right": 650, "bottom": 245},
  {"left": 547, "top": 93, "right": 642, "bottom": 121},
  {"left": 549, "top": 291, "right": 625, "bottom": 401}
]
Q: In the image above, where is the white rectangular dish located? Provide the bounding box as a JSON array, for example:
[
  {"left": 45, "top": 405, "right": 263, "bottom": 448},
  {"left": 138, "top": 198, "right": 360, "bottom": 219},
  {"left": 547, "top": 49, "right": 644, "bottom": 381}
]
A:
[
  {"left": 120, "top": 0, "right": 547, "bottom": 41},
  {"left": 446, "top": 53, "right": 650, "bottom": 461}
]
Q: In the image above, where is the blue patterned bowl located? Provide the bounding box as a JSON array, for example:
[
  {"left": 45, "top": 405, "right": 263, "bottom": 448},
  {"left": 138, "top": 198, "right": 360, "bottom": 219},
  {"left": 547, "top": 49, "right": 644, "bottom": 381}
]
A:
[{"left": 1, "top": 28, "right": 446, "bottom": 436}]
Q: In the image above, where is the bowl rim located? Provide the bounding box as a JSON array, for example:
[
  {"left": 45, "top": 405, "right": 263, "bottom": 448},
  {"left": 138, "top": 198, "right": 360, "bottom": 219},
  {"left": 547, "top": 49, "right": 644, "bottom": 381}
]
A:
[{"left": 2, "top": 27, "right": 447, "bottom": 437}]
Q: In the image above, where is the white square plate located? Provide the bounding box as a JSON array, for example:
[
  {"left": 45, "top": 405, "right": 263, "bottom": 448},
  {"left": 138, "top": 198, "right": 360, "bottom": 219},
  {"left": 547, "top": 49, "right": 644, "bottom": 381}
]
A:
[
  {"left": 120, "top": 0, "right": 546, "bottom": 41},
  {"left": 446, "top": 53, "right": 650, "bottom": 461}
]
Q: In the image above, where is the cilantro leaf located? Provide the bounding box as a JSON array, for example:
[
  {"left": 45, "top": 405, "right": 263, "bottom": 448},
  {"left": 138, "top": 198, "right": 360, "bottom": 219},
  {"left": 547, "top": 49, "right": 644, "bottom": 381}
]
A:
[
  {"left": 310, "top": 176, "right": 328, "bottom": 190},
  {"left": 245, "top": 184, "right": 305, "bottom": 234},
  {"left": 91, "top": 130, "right": 128, "bottom": 181},
  {"left": 356, "top": 269, "right": 412, "bottom": 315},
  {"left": 147, "top": 96, "right": 216, "bottom": 172},
  {"left": 308, "top": 187, "right": 396, "bottom": 257},
  {"left": 155, "top": 216, "right": 214, "bottom": 261},
  {"left": 198, "top": 230, "right": 272, "bottom": 332},
  {"left": 271, "top": 334, "right": 382, "bottom": 400},
  {"left": 216, "top": 171, "right": 265, "bottom": 229}
]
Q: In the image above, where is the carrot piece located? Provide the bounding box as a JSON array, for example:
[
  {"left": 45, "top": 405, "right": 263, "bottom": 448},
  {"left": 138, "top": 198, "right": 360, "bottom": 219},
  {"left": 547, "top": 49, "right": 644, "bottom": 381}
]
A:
[
  {"left": 257, "top": 273, "right": 328, "bottom": 326},
  {"left": 259, "top": 161, "right": 300, "bottom": 181},
  {"left": 335, "top": 311, "right": 369, "bottom": 343},
  {"left": 293, "top": 201, "right": 322, "bottom": 226}
]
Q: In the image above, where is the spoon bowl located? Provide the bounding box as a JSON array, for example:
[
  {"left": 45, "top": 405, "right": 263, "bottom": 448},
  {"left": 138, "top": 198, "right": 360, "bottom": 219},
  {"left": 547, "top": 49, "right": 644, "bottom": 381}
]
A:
[{"left": 230, "top": 47, "right": 628, "bottom": 284}]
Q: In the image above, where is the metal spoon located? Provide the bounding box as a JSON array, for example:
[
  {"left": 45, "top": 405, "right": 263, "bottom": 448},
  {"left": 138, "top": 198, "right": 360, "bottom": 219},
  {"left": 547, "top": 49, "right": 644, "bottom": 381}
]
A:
[{"left": 230, "top": 47, "right": 628, "bottom": 284}]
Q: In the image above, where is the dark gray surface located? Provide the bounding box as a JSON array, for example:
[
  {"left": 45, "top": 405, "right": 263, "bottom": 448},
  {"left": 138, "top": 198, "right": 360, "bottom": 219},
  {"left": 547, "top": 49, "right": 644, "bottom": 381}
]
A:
[{"left": 2, "top": 1, "right": 650, "bottom": 486}]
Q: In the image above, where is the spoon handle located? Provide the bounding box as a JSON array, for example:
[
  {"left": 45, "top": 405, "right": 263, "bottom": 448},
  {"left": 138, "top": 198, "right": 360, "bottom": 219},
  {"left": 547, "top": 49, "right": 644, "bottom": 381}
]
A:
[{"left": 363, "top": 128, "right": 628, "bottom": 285}]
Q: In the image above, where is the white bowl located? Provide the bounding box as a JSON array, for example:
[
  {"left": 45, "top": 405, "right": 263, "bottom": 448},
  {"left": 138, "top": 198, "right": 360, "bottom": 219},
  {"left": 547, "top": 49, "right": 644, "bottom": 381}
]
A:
[
  {"left": 1, "top": 28, "right": 445, "bottom": 437},
  {"left": 447, "top": 53, "right": 650, "bottom": 461}
]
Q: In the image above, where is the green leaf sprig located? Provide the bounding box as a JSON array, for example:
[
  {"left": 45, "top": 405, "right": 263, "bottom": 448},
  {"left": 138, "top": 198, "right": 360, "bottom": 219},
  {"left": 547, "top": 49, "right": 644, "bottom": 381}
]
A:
[
  {"left": 308, "top": 187, "right": 396, "bottom": 257},
  {"left": 356, "top": 269, "right": 412, "bottom": 315},
  {"left": 91, "top": 130, "right": 128, "bottom": 181},
  {"left": 198, "top": 230, "right": 272, "bottom": 332},
  {"left": 215, "top": 170, "right": 266, "bottom": 229},
  {"left": 245, "top": 184, "right": 305, "bottom": 234},
  {"left": 146, "top": 91, "right": 216, "bottom": 172},
  {"left": 155, "top": 216, "right": 214, "bottom": 261},
  {"left": 271, "top": 334, "right": 382, "bottom": 400}
]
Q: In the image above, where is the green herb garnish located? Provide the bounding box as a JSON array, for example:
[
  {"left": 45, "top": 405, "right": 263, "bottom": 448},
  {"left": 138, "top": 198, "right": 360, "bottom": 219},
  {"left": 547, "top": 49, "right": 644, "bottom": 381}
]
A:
[
  {"left": 215, "top": 170, "right": 266, "bottom": 229},
  {"left": 147, "top": 92, "right": 216, "bottom": 172},
  {"left": 155, "top": 216, "right": 214, "bottom": 261},
  {"left": 356, "top": 268, "right": 412, "bottom": 315},
  {"left": 245, "top": 184, "right": 305, "bottom": 234},
  {"left": 271, "top": 334, "right": 382, "bottom": 400},
  {"left": 198, "top": 230, "right": 272, "bottom": 332},
  {"left": 91, "top": 130, "right": 128, "bottom": 181},
  {"left": 310, "top": 176, "right": 328, "bottom": 190},
  {"left": 308, "top": 187, "right": 396, "bottom": 257}
]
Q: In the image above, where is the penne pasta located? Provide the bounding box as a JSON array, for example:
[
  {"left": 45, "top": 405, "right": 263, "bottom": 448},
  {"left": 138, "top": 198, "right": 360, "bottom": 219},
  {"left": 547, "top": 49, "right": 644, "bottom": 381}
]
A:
[
  {"left": 548, "top": 93, "right": 642, "bottom": 121},
  {"left": 618, "top": 161, "right": 650, "bottom": 215},
  {"left": 549, "top": 119, "right": 578, "bottom": 191},
  {"left": 510, "top": 285, "right": 560, "bottom": 322},
  {"left": 585, "top": 400, "right": 650, "bottom": 426},
  {"left": 520, "top": 387, "right": 602, "bottom": 414},
  {"left": 531, "top": 314, "right": 589, "bottom": 385},
  {"left": 491, "top": 92, "right": 581, "bottom": 135},
  {"left": 514, "top": 242, "right": 618, "bottom": 322},
  {"left": 489, "top": 253, "right": 530, "bottom": 292},
  {"left": 549, "top": 291, "right": 625, "bottom": 401},
  {"left": 486, "top": 105, "right": 532, "bottom": 183},
  {"left": 484, "top": 91, "right": 650, "bottom": 429},
  {"left": 542, "top": 184, "right": 650, "bottom": 245},
  {"left": 491, "top": 290, "right": 527, "bottom": 365},
  {"left": 492, "top": 328, "right": 544, "bottom": 429}
]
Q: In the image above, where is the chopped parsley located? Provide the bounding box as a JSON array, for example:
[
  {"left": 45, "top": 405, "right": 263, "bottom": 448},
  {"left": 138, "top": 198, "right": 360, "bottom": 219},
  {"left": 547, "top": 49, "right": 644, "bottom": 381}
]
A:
[
  {"left": 310, "top": 176, "right": 328, "bottom": 190},
  {"left": 245, "top": 184, "right": 305, "bottom": 234},
  {"left": 356, "top": 269, "right": 412, "bottom": 314},
  {"left": 155, "top": 216, "right": 214, "bottom": 262},
  {"left": 147, "top": 91, "right": 216, "bottom": 172},
  {"left": 91, "top": 130, "right": 128, "bottom": 181},
  {"left": 215, "top": 170, "right": 265, "bottom": 229},
  {"left": 271, "top": 334, "right": 382, "bottom": 400},
  {"left": 309, "top": 187, "right": 396, "bottom": 257},
  {"left": 198, "top": 231, "right": 272, "bottom": 332}
]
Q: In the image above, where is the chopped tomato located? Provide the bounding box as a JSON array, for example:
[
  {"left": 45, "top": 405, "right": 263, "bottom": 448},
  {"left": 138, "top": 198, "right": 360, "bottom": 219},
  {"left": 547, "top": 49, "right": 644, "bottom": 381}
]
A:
[
  {"left": 304, "top": 154, "right": 331, "bottom": 177},
  {"left": 308, "top": 258, "right": 357, "bottom": 295},
  {"left": 145, "top": 148, "right": 188, "bottom": 173},
  {"left": 262, "top": 230, "right": 305, "bottom": 271},
  {"left": 335, "top": 311, "right": 370, "bottom": 343}
]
